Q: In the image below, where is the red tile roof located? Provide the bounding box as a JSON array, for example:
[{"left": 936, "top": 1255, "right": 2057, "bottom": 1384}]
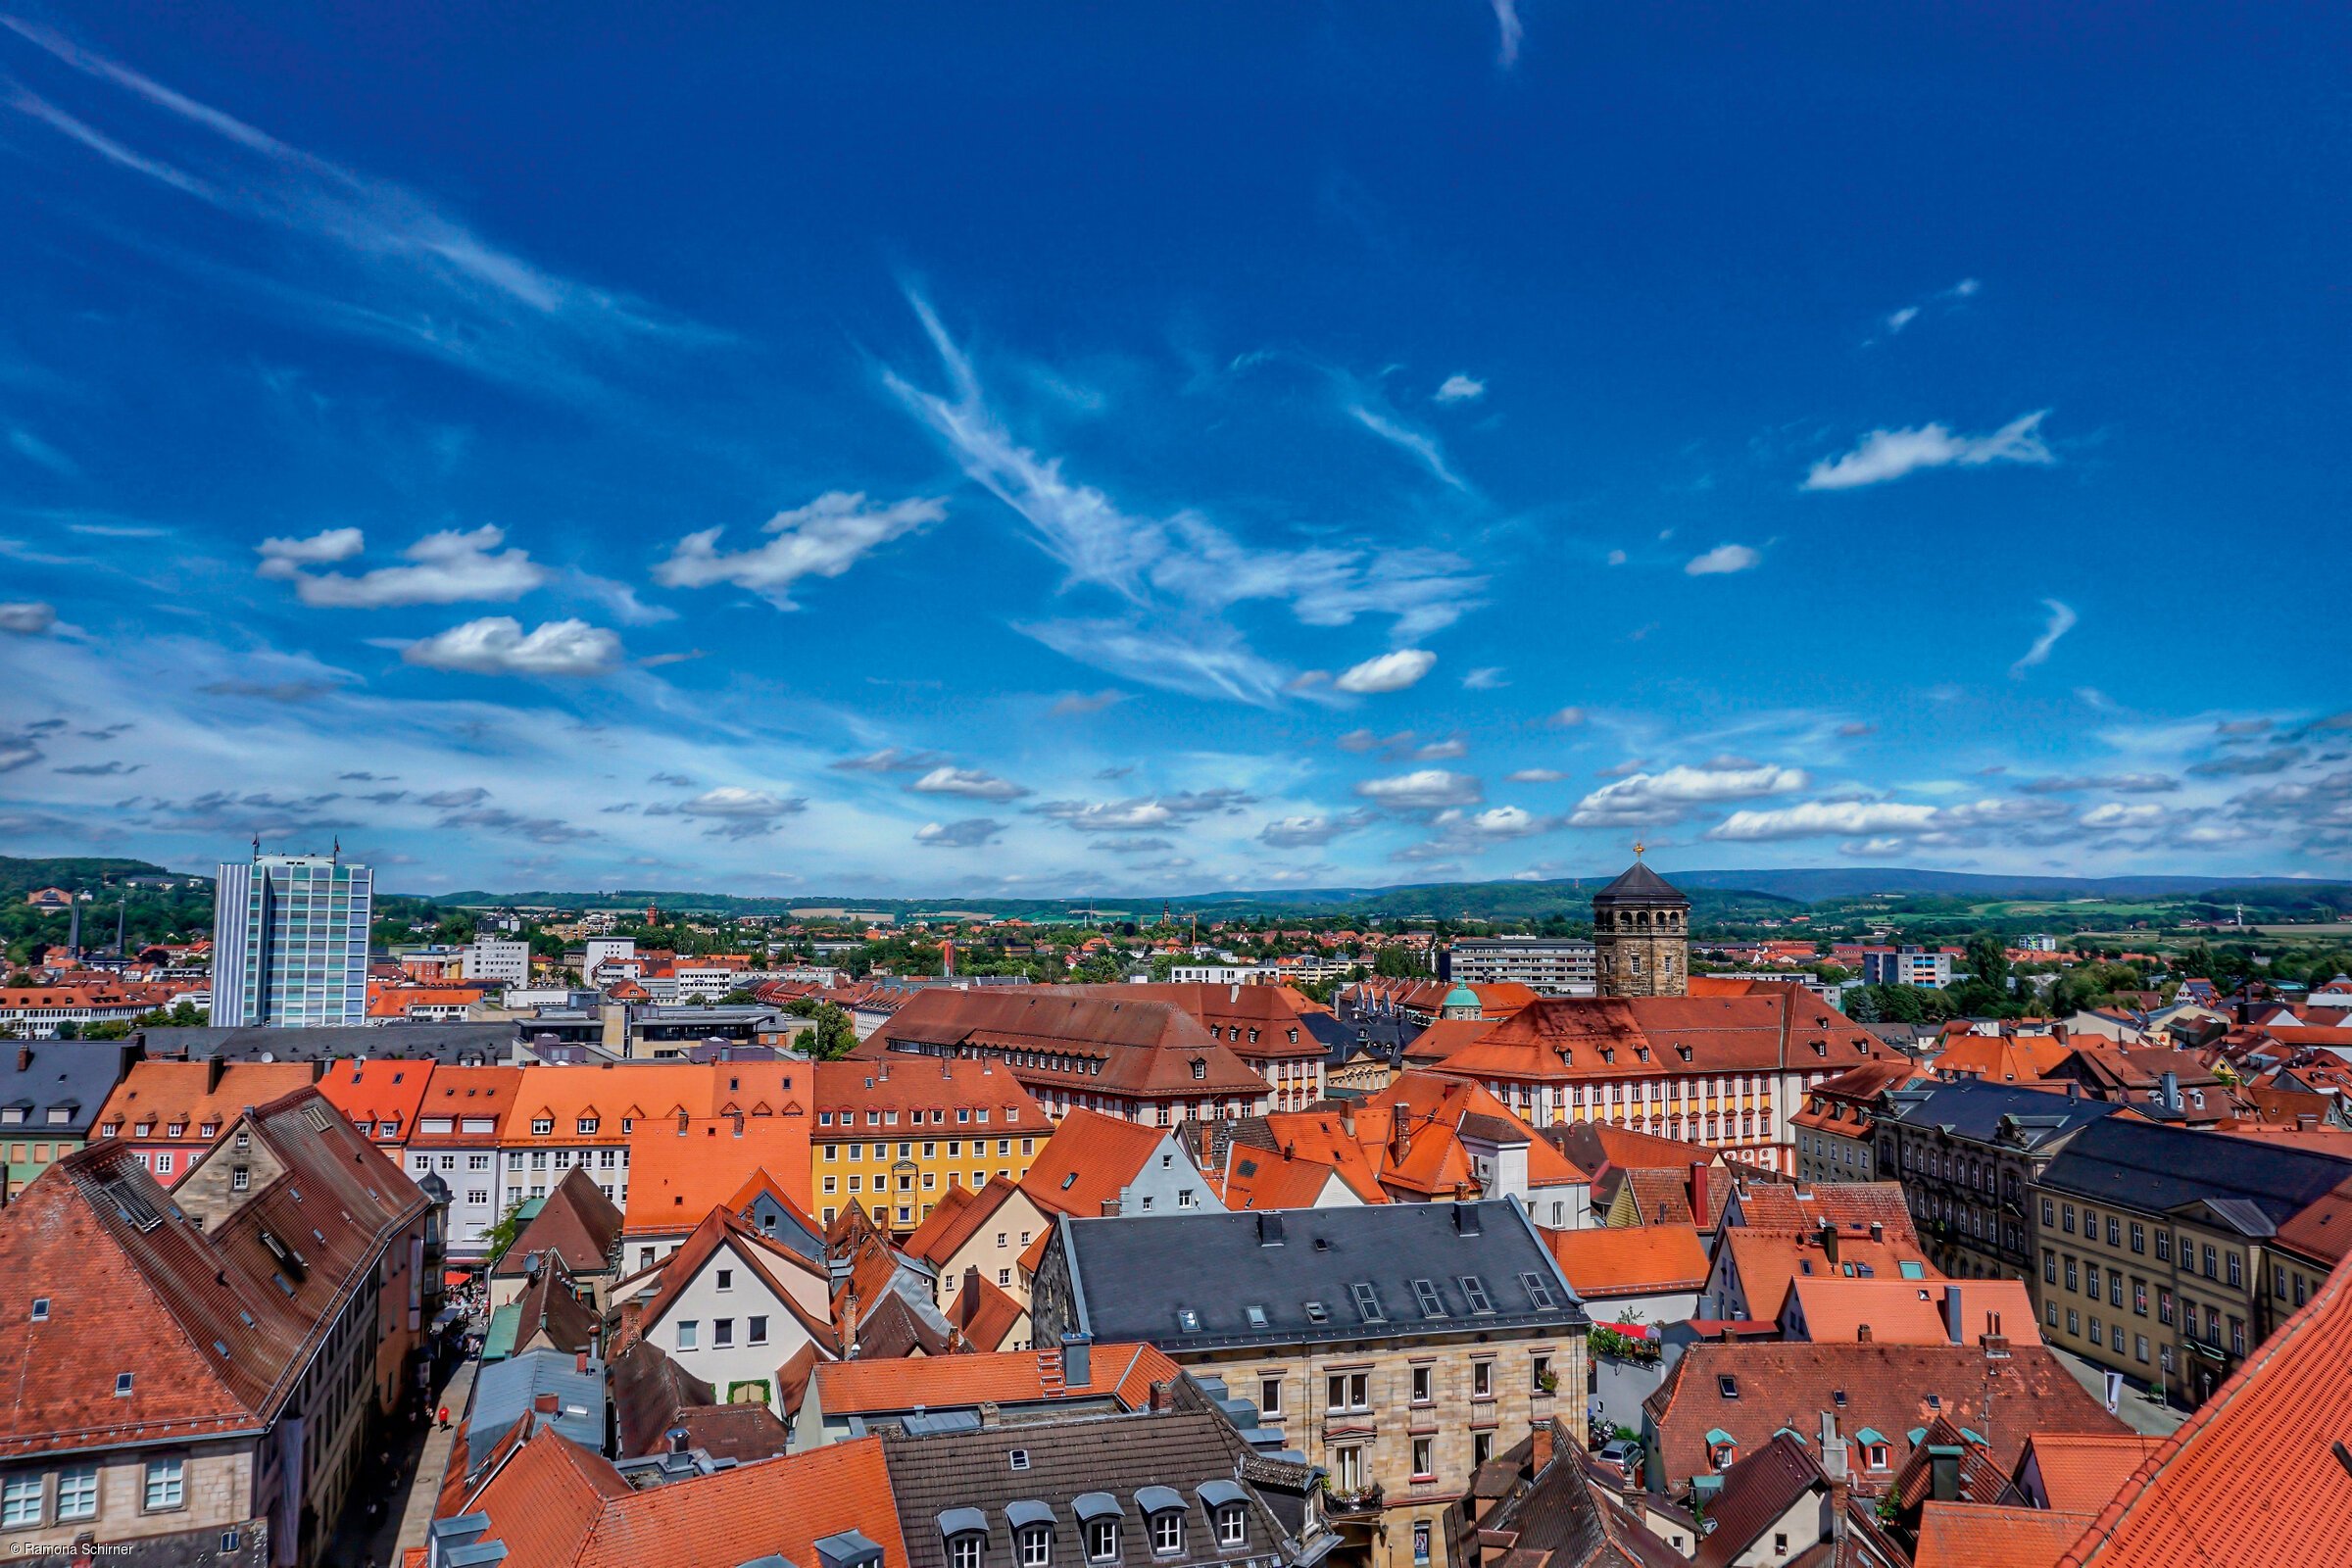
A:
[
  {"left": 1055, "top": 983, "right": 1326, "bottom": 1060},
  {"left": 875, "top": 990, "right": 1270, "bottom": 1100},
  {"left": 1546, "top": 1225, "right": 1710, "bottom": 1298},
  {"left": 1778, "top": 1277, "right": 2040, "bottom": 1347},
  {"left": 806, "top": 1341, "right": 1181, "bottom": 1417},
  {"left": 1437, "top": 989, "right": 1886, "bottom": 1085},
  {"left": 2054, "top": 1252, "right": 2352, "bottom": 1566},
  {"left": 945, "top": 1266, "right": 1027, "bottom": 1352},
  {"left": 0, "top": 1086, "right": 427, "bottom": 1461},
  {"left": 318, "top": 1057, "right": 437, "bottom": 1136},
  {"left": 812, "top": 1054, "right": 1042, "bottom": 1125},
  {"left": 1916, "top": 1503, "right": 2092, "bottom": 1568},
  {"left": 1019, "top": 1106, "right": 1173, "bottom": 1217},
  {"left": 620, "top": 1114, "right": 811, "bottom": 1234},
  {"left": 453, "top": 1426, "right": 907, "bottom": 1568},
  {"left": 2016, "top": 1433, "right": 2165, "bottom": 1516},
  {"left": 95, "top": 1058, "right": 322, "bottom": 1140}
]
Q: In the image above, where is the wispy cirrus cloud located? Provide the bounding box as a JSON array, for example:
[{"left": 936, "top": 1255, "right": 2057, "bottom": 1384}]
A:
[
  {"left": 2009, "top": 599, "right": 2078, "bottom": 677},
  {"left": 1489, "top": 0, "right": 1525, "bottom": 67},
  {"left": 1685, "top": 543, "right": 1762, "bottom": 576},
  {"left": 1334, "top": 649, "right": 1437, "bottom": 694},
  {"left": 1435, "top": 373, "right": 1487, "bottom": 404},
  {"left": 0, "top": 601, "right": 59, "bottom": 635},
  {"left": 907, "top": 766, "right": 1030, "bottom": 802},
  {"left": 884, "top": 292, "right": 1484, "bottom": 706},
  {"left": 0, "top": 18, "right": 705, "bottom": 397},
  {"left": 1803, "top": 411, "right": 2053, "bottom": 490},
  {"left": 1348, "top": 405, "right": 1466, "bottom": 489}
]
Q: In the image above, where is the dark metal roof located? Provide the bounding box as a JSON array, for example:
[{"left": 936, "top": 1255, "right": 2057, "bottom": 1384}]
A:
[
  {"left": 2035, "top": 1115, "right": 2352, "bottom": 1229},
  {"left": 0, "top": 1041, "right": 139, "bottom": 1137},
  {"left": 138, "top": 1022, "right": 514, "bottom": 1064},
  {"left": 1055, "top": 1200, "right": 1585, "bottom": 1350},
  {"left": 1882, "top": 1077, "right": 2120, "bottom": 1149},
  {"left": 1592, "top": 861, "right": 1689, "bottom": 906}
]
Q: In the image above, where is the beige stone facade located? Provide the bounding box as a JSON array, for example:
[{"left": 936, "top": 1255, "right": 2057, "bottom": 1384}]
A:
[
  {"left": 0, "top": 1442, "right": 257, "bottom": 1558},
  {"left": 1592, "top": 905, "right": 1688, "bottom": 1000},
  {"left": 1168, "top": 1333, "right": 1584, "bottom": 1568}
]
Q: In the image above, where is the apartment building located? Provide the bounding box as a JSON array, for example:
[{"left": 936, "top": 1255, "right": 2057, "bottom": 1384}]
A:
[
  {"left": 404, "top": 1064, "right": 522, "bottom": 1257},
  {"left": 1032, "top": 1200, "right": 1586, "bottom": 1568},
  {"left": 210, "top": 852, "right": 372, "bottom": 1028},
  {"left": 1877, "top": 1078, "right": 2120, "bottom": 1283},
  {"left": 462, "top": 937, "right": 530, "bottom": 988},
  {"left": 0, "top": 1040, "right": 141, "bottom": 1198},
  {"left": 2028, "top": 1114, "right": 2352, "bottom": 1408},
  {"left": 1861, "top": 947, "right": 1952, "bottom": 990},
  {"left": 1425, "top": 981, "right": 1891, "bottom": 1173},
  {"left": 1440, "top": 938, "right": 1597, "bottom": 997},
  {"left": 1789, "top": 1059, "right": 1926, "bottom": 1184},
  {"left": 1064, "top": 983, "right": 1329, "bottom": 1109},
  {"left": 866, "top": 990, "right": 1274, "bottom": 1127},
  {"left": 810, "top": 1055, "right": 1046, "bottom": 1233},
  {"left": 91, "top": 1058, "right": 323, "bottom": 1187}
]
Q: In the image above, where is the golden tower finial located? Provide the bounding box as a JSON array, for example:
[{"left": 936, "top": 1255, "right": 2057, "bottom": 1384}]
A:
[{"left": 1633, "top": 840, "right": 1645, "bottom": 858}]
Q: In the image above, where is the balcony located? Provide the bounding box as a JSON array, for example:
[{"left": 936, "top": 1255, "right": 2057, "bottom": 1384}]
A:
[{"left": 1324, "top": 1483, "right": 1385, "bottom": 1518}]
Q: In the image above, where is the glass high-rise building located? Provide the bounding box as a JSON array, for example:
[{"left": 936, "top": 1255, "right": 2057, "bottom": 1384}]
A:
[{"left": 211, "top": 853, "right": 373, "bottom": 1027}]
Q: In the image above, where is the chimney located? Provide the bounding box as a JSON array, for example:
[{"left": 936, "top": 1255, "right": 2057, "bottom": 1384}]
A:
[
  {"left": 1820, "top": 1414, "right": 1851, "bottom": 1542},
  {"left": 1820, "top": 1220, "right": 1841, "bottom": 1267},
  {"left": 2299, "top": 1113, "right": 2321, "bottom": 1132},
  {"left": 1869, "top": 1220, "right": 1884, "bottom": 1244},
  {"left": 1340, "top": 1102, "right": 1356, "bottom": 1138},
  {"left": 206, "top": 1056, "right": 226, "bottom": 1095},
  {"left": 2160, "top": 1070, "right": 2181, "bottom": 1113},
  {"left": 1856, "top": 1324, "right": 1872, "bottom": 1343},
  {"left": 667, "top": 1426, "right": 691, "bottom": 1454},
  {"left": 1687, "top": 1159, "right": 1711, "bottom": 1232},
  {"left": 2067, "top": 1080, "right": 2082, "bottom": 1103},
  {"left": 1100, "top": 1196, "right": 1122, "bottom": 1218},
  {"left": 1530, "top": 1422, "right": 1555, "bottom": 1472},
  {"left": 14, "top": 1046, "right": 27, "bottom": 1073},
  {"left": 1061, "top": 1332, "right": 1092, "bottom": 1388},
  {"left": 1981, "top": 1310, "right": 2011, "bottom": 1358},
  {"left": 1390, "top": 1102, "right": 1410, "bottom": 1163},
  {"left": 533, "top": 1393, "right": 559, "bottom": 1415},
  {"left": 1942, "top": 1285, "right": 1965, "bottom": 1346}
]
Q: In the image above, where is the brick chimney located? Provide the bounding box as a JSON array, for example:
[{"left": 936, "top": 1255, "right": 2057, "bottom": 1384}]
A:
[
  {"left": 1980, "top": 1310, "right": 2011, "bottom": 1358},
  {"left": 15, "top": 1046, "right": 28, "bottom": 1072},
  {"left": 1856, "top": 1323, "right": 1872, "bottom": 1342},
  {"left": 1530, "top": 1422, "right": 1555, "bottom": 1471},
  {"left": 1687, "top": 1159, "right": 1711, "bottom": 1232},
  {"left": 1390, "top": 1102, "right": 1411, "bottom": 1163}
]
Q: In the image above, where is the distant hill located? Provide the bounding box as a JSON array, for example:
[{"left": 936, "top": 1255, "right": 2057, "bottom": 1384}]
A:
[
  {"left": 0, "top": 855, "right": 206, "bottom": 896},
  {"left": 423, "top": 866, "right": 2342, "bottom": 923}
]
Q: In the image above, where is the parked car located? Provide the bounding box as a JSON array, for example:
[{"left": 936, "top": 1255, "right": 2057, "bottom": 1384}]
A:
[{"left": 1594, "top": 1439, "right": 1642, "bottom": 1478}]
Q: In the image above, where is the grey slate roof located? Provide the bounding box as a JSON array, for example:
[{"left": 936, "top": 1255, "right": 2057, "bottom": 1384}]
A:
[
  {"left": 1054, "top": 1200, "right": 1585, "bottom": 1351},
  {"left": 1592, "top": 862, "right": 1689, "bottom": 906},
  {"left": 880, "top": 1386, "right": 1313, "bottom": 1568},
  {"left": 2034, "top": 1115, "right": 2352, "bottom": 1231},
  {"left": 0, "top": 1040, "right": 140, "bottom": 1137},
  {"left": 137, "top": 1022, "right": 514, "bottom": 1064},
  {"left": 467, "top": 1347, "right": 606, "bottom": 1454},
  {"left": 1882, "top": 1077, "right": 2120, "bottom": 1149}
]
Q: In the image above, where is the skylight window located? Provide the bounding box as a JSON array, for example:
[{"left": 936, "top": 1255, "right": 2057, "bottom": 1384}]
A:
[
  {"left": 1460, "top": 1276, "right": 1494, "bottom": 1314},
  {"left": 1520, "top": 1272, "right": 1558, "bottom": 1310},
  {"left": 1176, "top": 1308, "right": 1201, "bottom": 1333},
  {"left": 1718, "top": 1375, "right": 1740, "bottom": 1399},
  {"left": 1245, "top": 1305, "right": 1269, "bottom": 1329},
  {"left": 1303, "top": 1300, "right": 1329, "bottom": 1325},
  {"left": 29, "top": 1298, "right": 48, "bottom": 1323},
  {"left": 1412, "top": 1280, "right": 1446, "bottom": 1318},
  {"left": 1349, "top": 1283, "right": 1386, "bottom": 1324}
]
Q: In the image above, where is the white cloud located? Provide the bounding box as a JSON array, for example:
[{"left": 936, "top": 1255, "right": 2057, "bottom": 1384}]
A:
[
  {"left": 0, "top": 601, "right": 59, "bottom": 635},
  {"left": 1571, "top": 764, "right": 1807, "bottom": 826},
  {"left": 653, "top": 786, "right": 807, "bottom": 838},
  {"left": 830, "top": 748, "right": 951, "bottom": 774},
  {"left": 1460, "top": 666, "right": 1506, "bottom": 690},
  {"left": 1685, "top": 543, "right": 1762, "bottom": 576},
  {"left": 908, "top": 765, "right": 1030, "bottom": 802},
  {"left": 1435, "top": 373, "right": 1487, "bottom": 404},
  {"left": 1432, "top": 805, "right": 1548, "bottom": 840},
  {"left": 1335, "top": 649, "right": 1437, "bottom": 695},
  {"left": 1506, "top": 768, "right": 1567, "bottom": 783},
  {"left": 265, "top": 524, "right": 550, "bottom": 608},
  {"left": 1049, "top": 689, "right": 1128, "bottom": 716},
  {"left": 1415, "top": 739, "right": 1467, "bottom": 760},
  {"left": 8, "top": 426, "right": 77, "bottom": 476},
  {"left": 914, "top": 817, "right": 1004, "bottom": 849},
  {"left": 1491, "top": 0, "right": 1525, "bottom": 67},
  {"left": 1259, "top": 811, "right": 1373, "bottom": 849},
  {"left": 1605, "top": 549, "right": 1627, "bottom": 566},
  {"left": 1029, "top": 799, "right": 1177, "bottom": 832},
  {"left": 1706, "top": 800, "right": 1941, "bottom": 841},
  {"left": 1883, "top": 306, "right": 1920, "bottom": 335},
  {"left": 2082, "top": 802, "right": 2165, "bottom": 830},
  {"left": 654, "top": 491, "right": 945, "bottom": 610},
  {"left": 1355, "top": 769, "right": 1484, "bottom": 809},
  {"left": 255, "top": 526, "right": 365, "bottom": 572},
  {"left": 1803, "top": 411, "right": 2054, "bottom": 490},
  {"left": 401, "top": 616, "right": 622, "bottom": 677},
  {"left": 1348, "top": 405, "right": 1467, "bottom": 490},
  {"left": 1875, "top": 278, "right": 1982, "bottom": 342},
  {"left": 2009, "top": 598, "right": 2078, "bottom": 677},
  {"left": 1546, "top": 707, "right": 1587, "bottom": 728}
]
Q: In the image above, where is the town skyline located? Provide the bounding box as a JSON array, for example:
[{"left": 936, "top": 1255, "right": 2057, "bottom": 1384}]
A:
[{"left": 3, "top": 6, "right": 2347, "bottom": 894}]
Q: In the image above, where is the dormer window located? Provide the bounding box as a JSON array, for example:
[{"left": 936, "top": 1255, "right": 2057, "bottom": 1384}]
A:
[
  {"left": 951, "top": 1534, "right": 985, "bottom": 1568},
  {"left": 577, "top": 1116, "right": 599, "bottom": 1134},
  {"left": 1191, "top": 1059, "right": 1207, "bottom": 1080},
  {"left": 531, "top": 1118, "right": 554, "bottom": 1136},
  {"left": 1216, "top": 1507, "right": 1247, "bottom": 1548},
  {"left": 1019, "top": 1526, "right": 1052, "bottom": 1568}
]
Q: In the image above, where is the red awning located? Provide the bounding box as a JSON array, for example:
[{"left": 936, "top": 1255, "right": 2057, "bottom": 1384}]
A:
[{"left": 443, "top": 1269, "right": 474, "bottom": 1288}]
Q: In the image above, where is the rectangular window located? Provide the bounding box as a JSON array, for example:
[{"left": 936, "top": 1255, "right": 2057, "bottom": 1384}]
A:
[
  {"left": 1411, "top": 1437, "right": 1435, "bottom": 1479},
  {"left": 1152, "top": 1514, "right": 1181, "bottom": 1554},
  {"left": 2156, "top": 1231, "right": 2172, "bottom": 1262},
  {"left": 144, "top": 1458, "right": 184, "bottom": 1512},
  {"left": 1088, "top": 1521, "right": 1118, "bottom": 1561},
  {"left": 2131, "top": 1222, "right": 2145, "bottom": 1253},
  {"left": 1, "top": 1474, "right": 41, "bottom": 1527},
  {"left": 952, "top": 1538, "right": 983, "bottom": 1568},
  {"left": 1473, "top": 1359, "right": 1493, "bottom": 1398},
  {"left": 1326, "top": 1372, "right": 1369, "bottom": 1411},
  {"left": 1258, "top": 1376, "right": 1283, "bottom": 1417},
  {"left": 677, "top": 1320, "right": 699, "bottom": 1350},
  {"left": 713, "top": 1318, "right": 734, "bottom": 1348},
  {"left": 1460, "top": 1275, "right": 1494, "bottom": 1313},
  {"left": 1411, "top": 1365, "right": 1433, "bottom": 1403},
  {"left": 749, "top": 1315, "right": 768, "bottom": 1346},
  {"left": 56, "top": 1465, "right": 96, "bottom": 1522}
]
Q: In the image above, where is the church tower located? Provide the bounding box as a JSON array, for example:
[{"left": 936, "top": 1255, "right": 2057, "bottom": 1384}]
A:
[{"left": 1592, "top": 853, "right": 1690, "bottom": 998}]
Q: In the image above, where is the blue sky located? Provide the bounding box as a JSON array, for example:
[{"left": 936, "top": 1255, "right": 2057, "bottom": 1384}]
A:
[{"left": 2, "top": 3, "right": 2346, "bottom": 896}]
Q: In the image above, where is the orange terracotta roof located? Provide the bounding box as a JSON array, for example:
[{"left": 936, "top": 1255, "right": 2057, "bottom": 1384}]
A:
[
  {"left": 807, "top": 1341, "right": 1181, "bottom": 1416},
  {"left": 945, "top": 1267, "right": 1026, "bottom": 1352},
  {"left": 1054, "top": 983, "right": 1326, "bottom": 1059},
  {"left": 2270, "top": 1173, "right": 2352, "bottom": 1266},
  {"left": 1248, "top": 1113, "right": 1391, "bottom": 1203},
  {"left": 2018, "top": 1434, "right": 2166, "bottom": 1516},
  {"left": 1933, "top": 1034, "right": 2076, "bottom": 1084},
  {"left": 95, "top": 1059, "right": 320, "bottom": 1139},
  {"left": 1718, "top": 1227, "right": 1940, "bottom": 1320},
  {"left": 1020, "top": 1107, "right": 1170, "bottom": 1217},
  {"left": 634, "top": 1204, "right": 834, "bottom": 1351},
  {"left": 411, "top": 1064, "right": 523, "bottom": 1144},
  {"left": 2054, "top": 1252, "right": 2352, "bottom": 1566},
  {"left": 1917, "top": 1503, "right": 2091, "bottom": 1568},
  {"left": 621, "top": 1116, "right": 812, "bottom": 1235},
  {"left": 317, "top": 1057, "right": 437, "bottom": 1132},
  {"left": 1358, "top": 1072, "right": 1589, "bottom": 1192},
  {"left": 1545, "top": 1224, "right": 1710, "bottom": 1298},
  {"left": 1437, "top": 988, "right": 1886, "bottom": 1084},
  {"left": 1779, "top": 1276, "right": 2040, "bottom": 1347},
  {"left": 1398, "top": 1017, "right": 1496, "bottom": 1064},
  {"left": 812, "top": 1055, "right": 1043, "bottom": 1124},
  {"left": 454, "top": 1427, "right": 906, "bottom": 1568}
]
